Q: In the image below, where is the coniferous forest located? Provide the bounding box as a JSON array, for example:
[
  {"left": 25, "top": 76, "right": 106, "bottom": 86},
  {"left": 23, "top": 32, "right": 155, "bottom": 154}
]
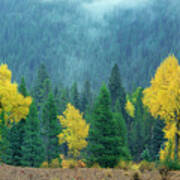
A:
[{"left": 1, "top": 0, "right": 180, "bottom": 179}]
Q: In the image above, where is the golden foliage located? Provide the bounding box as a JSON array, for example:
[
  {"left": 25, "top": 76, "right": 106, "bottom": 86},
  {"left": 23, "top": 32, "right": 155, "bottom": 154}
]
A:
[
  {"left": 143, "top": 55, "right": 180, "bottom": 160},
  {"left": 61, "top": 158, "right": 86, "bottom": 169},
  {"left": 125, "top": 100, "right": 135, "bottom": 117},
  {"left": 49, "top": 158, "right": 61, "bottom": 168},
  {"left": 57, "top": 103, "right": 89, "bottom": 158},
  {"left": 40, "top": 161, "right": 49, "bottom": 168},
  {"left": 0, "top": 64, "right": 32, "bottom": 125}
]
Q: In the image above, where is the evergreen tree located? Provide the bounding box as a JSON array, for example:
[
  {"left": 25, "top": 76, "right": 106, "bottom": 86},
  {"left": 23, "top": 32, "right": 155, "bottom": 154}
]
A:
[
  {"left": 21, "top": 101, "right": 45, "bottom": 167},
  {"left": 19, "top": 76, "right": 28, "bottom": 97},
  {"left": 58, "top": 88, "right": 69, "bottom": 115},
  {"left": 81, "top": 80, "right": 92, "bottom": 112},
  {"left": 1, "top": 119, "right": 26, "bottom": 166},
  {"left": 113, "top": 99, "right": 131, "bottom": 160},
  {"left": 129, "top": 89, "right": 146, "bottom": 161},
  {"left": 87, "top": 84, "right": 122, "bottom": 168},
  {"left": 70, "top": 82, "right": 80, "bottom": 110},
  {"left": 108, "top": 64, "right": 126, "bottom": 113},
  {"left": 32, "top": 64, "right": 51, "bottom": 109},
  {"left": 150, "top": 119, "right": 165, "bottom": 160},
  {"left": 0, "top": 112, "right": 13, "bottom": 164},
  {"left": 42, "top": 92, "right": 61, "bottom": 164}
]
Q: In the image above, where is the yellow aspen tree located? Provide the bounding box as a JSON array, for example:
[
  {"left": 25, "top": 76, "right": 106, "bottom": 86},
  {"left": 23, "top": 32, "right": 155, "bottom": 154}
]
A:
[
  {"left": 143, "top": 55, "right": 180, "bottom": 160},
  {"left": 57, "top": 103, "right": 89, "bottom": 158},
  {"left": 0, "top": 64, "right": 32, "bottom": 126}
]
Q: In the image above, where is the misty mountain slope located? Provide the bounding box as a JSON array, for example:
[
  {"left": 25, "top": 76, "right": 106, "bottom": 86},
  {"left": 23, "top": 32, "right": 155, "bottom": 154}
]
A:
[{"left": 0, "top": 0, "right": 180, "bottom": 91}]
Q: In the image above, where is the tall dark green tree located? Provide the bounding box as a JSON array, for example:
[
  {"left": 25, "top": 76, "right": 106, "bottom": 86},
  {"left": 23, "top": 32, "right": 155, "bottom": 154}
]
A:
[
  {"left": 81, "top": 80, "right": 92, "bottom": 112},
  {"left": 32, "top": 64, "right": 51, "bottom": 109},
  {"left": 150, "top": 118, "right": 165, "bottom": 160},
  {"left": 19, "top": 77, "right": 28, "bottom": 97},
  {"left": 129, "top": 88, "right": 146, "bottom": 161},
  {"left": 70, "top": 82, "right": 80, "bottom": 110},
  {"left": 21, "top": 101, "right": 45, "bottom": 167},
  {"left": 113, "top": 99, "right": 131, "bottom": 160},
  {"left": 42, "top": 92, "right": 61, "bottom": 164},
  {"left": 0, "top": 112, "right": 13, "bottom": 165},
  {"left": 108, "top": 64, "right": 126, "bottom": 113},
  {"left": 87, "top": 84, "right": 123, "bottom": 168},
  {"left": 1, "top": 119, "right": 26, "bottom": 166}
]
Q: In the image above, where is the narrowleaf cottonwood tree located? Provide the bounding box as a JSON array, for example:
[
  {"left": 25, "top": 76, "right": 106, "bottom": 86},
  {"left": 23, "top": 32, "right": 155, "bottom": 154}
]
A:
[
  {"left": 143, "top": 55, "right": 180, "bottom": 160},
  {"left": 58, "top": 103, "right": 89, "bottom": 158}
]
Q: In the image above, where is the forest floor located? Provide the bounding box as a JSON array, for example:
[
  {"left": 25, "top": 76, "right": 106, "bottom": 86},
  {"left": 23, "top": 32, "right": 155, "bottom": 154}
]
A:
[{"left": 0, "top": 164, "right": 180, "bottom": 180}]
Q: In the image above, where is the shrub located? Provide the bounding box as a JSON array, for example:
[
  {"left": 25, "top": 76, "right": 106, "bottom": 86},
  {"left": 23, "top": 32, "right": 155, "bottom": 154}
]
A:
[
  {"left": 40, "top": 161, "right": 49, "bottom": 168},
  {"left": 115, "top": 160, "right": 140, "bottom": 171},
  {"left": 115, "top": 160, "right": 130, "bottom": 170},
  {"left": 160, "top": 159, "right": 180, "bottom": 170},
  {"left": 139, "top": 161, "right": 156, "bottom": 171},
  {"left": 91, "top": 163, "right": 101, "bottom": 169},
  {"left": 49, "top": 158, "right": 61, "bottom": 168}
]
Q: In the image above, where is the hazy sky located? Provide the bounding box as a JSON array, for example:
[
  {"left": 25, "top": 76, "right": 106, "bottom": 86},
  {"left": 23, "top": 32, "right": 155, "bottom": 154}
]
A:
[{"left": 83, "top": 0, "right": 150, "bottom": 19}]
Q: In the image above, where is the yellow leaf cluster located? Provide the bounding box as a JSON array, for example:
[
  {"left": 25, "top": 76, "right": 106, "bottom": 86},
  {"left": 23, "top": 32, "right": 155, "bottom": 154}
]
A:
[
  {"left": 143, "top": 55, "right": 180, "bottom": 121},
  {"left": 125, "top": 100, "right": 135, "bottom": 117},
  {"left": 143, "top": 55, "right": 180, "bottom": 160},
  {"left": 57, "top": 103, "right": 89, "bottom": 158},
  {"left": 0, "top": 64, "right": 32, "bottom": 125}
]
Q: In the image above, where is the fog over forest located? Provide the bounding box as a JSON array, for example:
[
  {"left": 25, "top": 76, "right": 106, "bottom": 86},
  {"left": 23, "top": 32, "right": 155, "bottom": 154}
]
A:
[{"left": 0, "top": 0, "right": 179, "bottom": 91}]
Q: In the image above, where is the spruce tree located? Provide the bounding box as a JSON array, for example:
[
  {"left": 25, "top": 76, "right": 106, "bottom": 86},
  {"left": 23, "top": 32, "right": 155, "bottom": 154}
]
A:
[
  {"left": 81, "top": 80, "right": 92, "bottom": 112},
  {"left": 87, "top": 84, "right": 122, "bottom": 168},
  {"left": 21, "top": 101, "right": 45, "bottom": 167},
  {"left": 113, "top": 99, "right": 131, "bottom": 160},
  {"left": 108, "top": 64, "right": 126, "bottom": 114},
  {"left": 129, "top": 89, "right": 146, "bottom": 161},
  {"left": 150, "top": 119, "right": 165, "bottom": 160},
  {"left": 71, "top": 82, "right": 80, "bottom": 110},
  {"left": 0, "top": 112, "right": 13, "bottom": 164},
  {"left": 32, "top": 64, "right": 51, "bottom": 109},
  {"left": 42, "top": 92, "right": 61, "bottom": 164},
  {"left": 59, "top": 88, "right": 69, "bottom": 115},
  {"left": 19, "top": 76, "right": 28, "bottom": 97}
]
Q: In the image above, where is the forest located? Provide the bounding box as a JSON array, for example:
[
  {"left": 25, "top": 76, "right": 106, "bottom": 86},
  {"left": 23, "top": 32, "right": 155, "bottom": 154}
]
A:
[
  {"left": 1, "top": 0, "right": 180, "bottom": 179},
  {"left": 0, "top": 0, "right": 180, "bottom": 91},
  {"left": 0, "top": 54, "right": 180, "bottom": 171}
]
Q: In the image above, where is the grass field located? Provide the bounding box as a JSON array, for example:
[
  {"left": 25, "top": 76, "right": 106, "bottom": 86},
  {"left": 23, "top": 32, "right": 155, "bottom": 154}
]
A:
[{"left": 1, "top": 164, "right": 180, "bottom": 180}]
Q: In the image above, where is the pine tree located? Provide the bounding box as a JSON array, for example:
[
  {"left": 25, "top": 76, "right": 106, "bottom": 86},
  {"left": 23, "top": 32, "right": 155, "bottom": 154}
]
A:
[
  {"left": 81, "top": 80, "right": 92, "bottom": 112},
  {"left": 150, "top": 119, "right": 165, "bottom": 160},
  {"left": 87, "top": 84, "right": 122, "bottom": 168},
  {"left": 0, "top": 112, "right": 13, "bottom": 164},
  {"left": 70, "top": 82, "right": 80, "bottom": 110},
  {"left": 42, "top": 92, "right": 61, "bottom": 164},
  {"left": 59, "top": 88, "right": 69, "bottom": 115},
  {"left": 21, "top": 101, "right": 45, "bottom": 167},
  {"left": 108, "top": 64, "right": 126, "bottom": 113},
  {"left": 129, "top": 89, "right": 146, "bottom": 161},
  {"left": 32, "top": 64, "right": 51, "bottom": 109},
  {"left": 113, "top": 99, "right": 131, "bottom": 160},
  {"left": 19, "top": 76, "right": 28, "bottom": 97},
  {"left": 1, "top": 119, "right": 26, "bottom": 166}
]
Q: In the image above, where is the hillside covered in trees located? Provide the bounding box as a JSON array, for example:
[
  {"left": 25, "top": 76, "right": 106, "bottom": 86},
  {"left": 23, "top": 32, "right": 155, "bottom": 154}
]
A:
[
  {"left": 1, "top": 0, "right": 180, "bottom": 178},
  {"left": 0, "top": 0, "right": 180, "bottom": 91}
]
